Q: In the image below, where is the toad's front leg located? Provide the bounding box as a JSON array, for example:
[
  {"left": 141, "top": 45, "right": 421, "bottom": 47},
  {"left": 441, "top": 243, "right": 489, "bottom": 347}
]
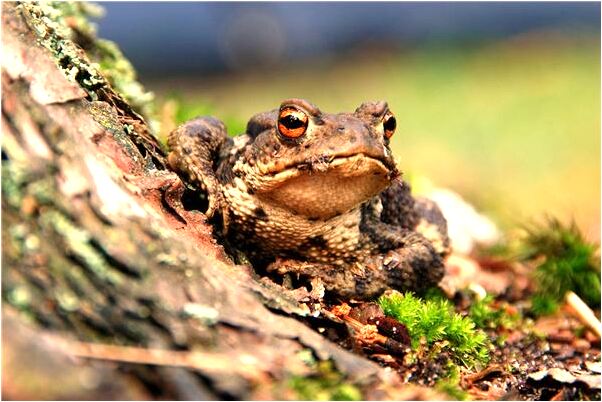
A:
[
  {"left": 167, "top": 117, "right": 231, "bottom": 218},
  {"left": 267, "top": 227, "right": 443, "bottom": 300}
]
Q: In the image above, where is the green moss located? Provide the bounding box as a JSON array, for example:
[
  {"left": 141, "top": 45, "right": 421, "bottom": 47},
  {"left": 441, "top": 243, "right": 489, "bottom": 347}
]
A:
[
  {"left": 288, "top": 360, "right": 362, "bottom": 401},
  {"left": 530, "top": 294, "right": 559, "bottom": 316},
  {"left": 378, "top": 291, "right": 490, "bottom": 368},
  {"left": 436, "top": 378, "right": 469, "bottom": 400},
  {"left": 468, "top": 294, "right": 520, "bottom": 330},
  {"left": 519, "top": 218, "right": 601, "bottom": 315},
  {"left": 420, "top": 286, "right": 448, "bottom": 301},
  {"left": 468, "top": 296, "right": 499, "bottom": 329}
]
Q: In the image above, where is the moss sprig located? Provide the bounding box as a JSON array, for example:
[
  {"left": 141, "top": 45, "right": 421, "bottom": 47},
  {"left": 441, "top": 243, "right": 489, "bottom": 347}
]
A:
[{"left": 469, "top": 294, "right": 520, "bottom": 330}]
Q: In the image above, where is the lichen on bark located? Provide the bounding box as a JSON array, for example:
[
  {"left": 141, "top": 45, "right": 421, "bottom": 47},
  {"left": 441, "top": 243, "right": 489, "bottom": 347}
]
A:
[{"left": 20, "top": 1, "right": 156, "bottom": 124}]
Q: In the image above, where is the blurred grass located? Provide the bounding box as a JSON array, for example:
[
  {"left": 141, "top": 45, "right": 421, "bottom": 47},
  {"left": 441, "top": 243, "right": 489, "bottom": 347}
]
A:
[{"left": 150, "top": 31, "right": 600, "bottom": 239}]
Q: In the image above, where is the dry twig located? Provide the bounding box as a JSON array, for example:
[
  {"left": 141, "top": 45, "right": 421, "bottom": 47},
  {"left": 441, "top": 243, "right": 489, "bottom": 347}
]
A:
[
  {"left": 565, "top": 291, "right": 602, "bottom": 338},
  {"left": 68, "top": 341, "right": 270, "bottom": 382}
]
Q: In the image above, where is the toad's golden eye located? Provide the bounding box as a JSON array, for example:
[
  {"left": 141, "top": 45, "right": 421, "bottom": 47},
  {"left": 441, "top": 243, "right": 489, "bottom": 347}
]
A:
[
  {"left": 278, "top": 107, "right": 309, "bottom": 139},
  {"left": 383, "top": 110, "right": 396, "bottom": 139}
]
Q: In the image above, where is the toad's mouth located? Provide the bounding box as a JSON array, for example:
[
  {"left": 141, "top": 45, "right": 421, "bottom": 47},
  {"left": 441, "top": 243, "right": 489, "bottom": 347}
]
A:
[
  {"left": 262, "top": 151, "right": 398, "bottom": 177},
  {"left": 254, "top": 153, "right": 399, "bottom": 220}
]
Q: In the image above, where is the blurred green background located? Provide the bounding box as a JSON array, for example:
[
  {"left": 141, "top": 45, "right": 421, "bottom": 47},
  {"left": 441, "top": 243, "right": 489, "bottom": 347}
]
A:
[{"left": 98, "top": 3, "right": 601, "bottom": 240}]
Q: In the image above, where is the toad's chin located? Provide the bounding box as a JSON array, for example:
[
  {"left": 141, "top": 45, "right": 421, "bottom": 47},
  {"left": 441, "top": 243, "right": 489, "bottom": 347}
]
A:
[{"left": 256, "top": 154, "right": 396, "bottom": 220}]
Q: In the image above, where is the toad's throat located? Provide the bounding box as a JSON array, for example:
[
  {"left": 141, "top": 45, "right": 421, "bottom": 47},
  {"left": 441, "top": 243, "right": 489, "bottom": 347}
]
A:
[{"left": 256, "top": 154, "right": 396, "bottom": 219}]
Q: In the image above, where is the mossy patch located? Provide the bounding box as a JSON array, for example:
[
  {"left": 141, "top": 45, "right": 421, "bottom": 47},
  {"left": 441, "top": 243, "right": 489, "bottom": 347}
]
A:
[
  {"left": 289, "top": 362, "right": 362, "bottom": 401},
  {"left": 469, "top": 294, "right": 520, "bottom": 330},
  {"left": 378, "top": 291, "right": 490, "bottom": 368},
  {"left": 436, "top": 377, "right": 469, "bottom": 400},
  {"left": 519, "top": 218, "right": 600, "bottom": 316},
  {"left": 286, "top": 354, "right": 362, "bottom": 401}
]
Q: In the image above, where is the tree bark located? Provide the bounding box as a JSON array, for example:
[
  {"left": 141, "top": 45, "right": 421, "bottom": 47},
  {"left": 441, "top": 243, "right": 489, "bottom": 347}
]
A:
[{"left": 1, "top": 2, "right": 444, "bottom": 400}]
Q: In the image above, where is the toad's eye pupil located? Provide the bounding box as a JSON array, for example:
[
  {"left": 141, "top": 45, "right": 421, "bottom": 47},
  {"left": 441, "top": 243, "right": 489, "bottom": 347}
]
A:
[
  {"left": 282, "top": 114, "right": 303, "bottom": 129},
  {"left": 384, "top": 116, "right": 396, "bottom": 132}
]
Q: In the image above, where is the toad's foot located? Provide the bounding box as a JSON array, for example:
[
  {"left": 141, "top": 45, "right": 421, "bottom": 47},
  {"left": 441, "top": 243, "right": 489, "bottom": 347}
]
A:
[
  {"left": 167, "top": 117, "right": 230, "bottom": 219},
  {"left": 375, "top": 231, "right": 445, "bottom": 292},
  {"left": 267, "top": 259, "right": 363, "bottom": 300}
]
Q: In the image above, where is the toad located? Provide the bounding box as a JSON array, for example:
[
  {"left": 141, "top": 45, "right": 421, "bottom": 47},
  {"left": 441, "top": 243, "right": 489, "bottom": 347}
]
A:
[{"left": 168, "top": 99, "right": 450, "bottom": 299}]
